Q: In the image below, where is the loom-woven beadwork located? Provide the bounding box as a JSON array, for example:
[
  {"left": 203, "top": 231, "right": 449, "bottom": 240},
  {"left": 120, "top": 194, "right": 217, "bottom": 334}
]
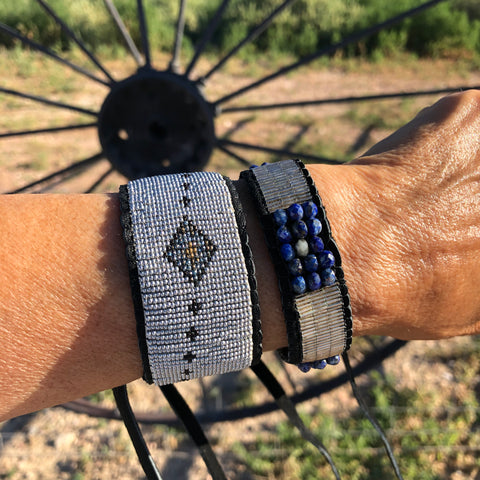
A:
[
  {"left": 241, "top": 159, "right": 352, "bottom": 368},
  {"left": 122, "top": 172, "right": 261, "bottom": 386}
]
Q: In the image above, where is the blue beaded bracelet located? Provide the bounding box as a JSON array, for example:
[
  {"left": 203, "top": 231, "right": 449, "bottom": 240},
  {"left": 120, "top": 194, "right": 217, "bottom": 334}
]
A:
[{"left": 241, "top": 160, "right": 352, "bottom": 371}]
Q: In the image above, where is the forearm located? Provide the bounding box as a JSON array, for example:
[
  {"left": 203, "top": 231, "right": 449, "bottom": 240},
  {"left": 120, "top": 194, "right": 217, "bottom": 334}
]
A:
[
  {"left": 0, "top": 165, "right": 366, "bottom": 421},
  {"left": 0, "top": 194, "right": 142, "bottom": 420}
]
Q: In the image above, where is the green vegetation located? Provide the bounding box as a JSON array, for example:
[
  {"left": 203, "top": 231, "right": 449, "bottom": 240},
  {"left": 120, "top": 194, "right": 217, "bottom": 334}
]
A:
[
  {"left": 233, "top": 338, "right": 480, "bottom": 479},
  {"left": 0, "top": 0, "right": 479, "bottom": 60}
]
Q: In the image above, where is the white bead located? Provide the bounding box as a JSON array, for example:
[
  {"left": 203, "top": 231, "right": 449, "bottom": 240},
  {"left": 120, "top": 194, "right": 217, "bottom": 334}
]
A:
[{"left": 295, "top": 239, "right": 309, "bottom": 257}]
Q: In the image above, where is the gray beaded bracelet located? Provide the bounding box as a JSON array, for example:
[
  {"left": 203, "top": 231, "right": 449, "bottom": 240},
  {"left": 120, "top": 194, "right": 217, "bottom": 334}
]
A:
[
  {"left": 241, "top": 160, "right": 352, "bottom": 368},
  {"left": 119, "top": 172, "right": 261, "bottom": 385}
]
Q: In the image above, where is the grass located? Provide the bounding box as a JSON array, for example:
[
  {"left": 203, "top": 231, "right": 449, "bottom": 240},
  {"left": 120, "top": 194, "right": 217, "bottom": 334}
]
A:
[{"left": 233, "top": 339, "right": 480, "bottom": 479}]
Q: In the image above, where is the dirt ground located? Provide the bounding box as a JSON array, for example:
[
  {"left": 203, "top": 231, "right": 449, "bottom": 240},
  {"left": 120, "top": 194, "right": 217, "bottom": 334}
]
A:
[{"left": 0, "top": 51, "right": 480, "bottom": 479}]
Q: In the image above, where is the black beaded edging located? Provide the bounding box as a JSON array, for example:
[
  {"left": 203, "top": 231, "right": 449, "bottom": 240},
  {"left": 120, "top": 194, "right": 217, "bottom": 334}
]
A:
[
  {"left": 294, "top": 159, "right": 353, "bottom": 350},
  {"left": 118, "top": 185, "right": 154, "bottom": 384},
  {"left": 224, "top": 177, "right": 263, "bottom": 365},
  {"left": 240, "top": 169, "right": 303, "bottom": 364}
]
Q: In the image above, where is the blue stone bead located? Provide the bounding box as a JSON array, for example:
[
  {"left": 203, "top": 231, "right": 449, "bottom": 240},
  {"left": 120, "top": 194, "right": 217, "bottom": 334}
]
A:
[
  {"left": 261, "top": 162, "right": 269, "bottom": 166},
  {"left": 302, "top": 201, "right": 318, "bottom": 219},
  {"left": 291, "top": 220, "right": 308, "bottom": 239},
  {"left": 276, "top": 225, "right": 293, "bottom": 243},
  {"left": 321, "top": 268, "right": 336, "bottom": 286},
  {"left": 287, "top": 258, "right": 303, "bottom": 276},
  {"left": 249, "top": 164, "right": 258, "bottom": 169},
  {"left": 303, "top": 254, "right": 318, "bottom": 273},
  {"left": 312, "top": 359, "right": 327, "bottom": 370},
  {"left": 318, "top": 250, "right": 335, "bottom": 269},
  {"left": 287, "top": 203, "right": 304, "bottom": 221},
  {"left": 298, "top": 363, "right": 312, "bottom": 373},
  {"left": 291, "top": 275, "right": 306, "bottom": 294},
  {"left": 309, "top": 235, "right": 324, "bottom": 253},
  {"left": 273, "top": 208, "right": 288, "bottom": 226},
  {"left": 306, "top": 272, "right": 321, "bottom": 291},
  {"left": 280, "top": 243, "right": 295, "bottom": 262},
  {"left": 306, "top": 218, "right": 322, "bottom": 236},
  {"left": 326, "top": 355, "right": 340, "bottom": 365}
]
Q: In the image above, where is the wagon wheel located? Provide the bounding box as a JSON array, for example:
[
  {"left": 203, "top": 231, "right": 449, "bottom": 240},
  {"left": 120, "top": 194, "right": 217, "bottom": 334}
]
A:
[{"left": 0, "top": 0, "right": 477, "bottom": 478}]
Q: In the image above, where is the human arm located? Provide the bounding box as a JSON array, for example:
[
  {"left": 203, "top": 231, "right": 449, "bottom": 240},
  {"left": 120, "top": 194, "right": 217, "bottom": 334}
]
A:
[{"left": 1, "top": 90, "right": 480, "bottom": 421}]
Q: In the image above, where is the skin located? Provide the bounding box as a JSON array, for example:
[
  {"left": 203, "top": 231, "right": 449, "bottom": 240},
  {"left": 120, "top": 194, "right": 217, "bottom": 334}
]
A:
[{"left": 1, "top": 91, "right": 480, "bottom": 422}]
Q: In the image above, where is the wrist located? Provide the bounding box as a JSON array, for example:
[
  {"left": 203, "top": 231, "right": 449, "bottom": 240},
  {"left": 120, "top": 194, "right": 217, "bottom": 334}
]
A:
[{"left": 307, "top": 164, "right": 392, "bottom": 337}]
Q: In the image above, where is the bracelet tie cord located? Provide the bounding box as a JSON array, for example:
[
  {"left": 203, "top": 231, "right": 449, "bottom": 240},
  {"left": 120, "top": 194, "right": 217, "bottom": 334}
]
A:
[
  {"left": 119, "top": 172, "right": 261, "bottom": 386},
  {"left": 240, "top": 159, "right": 352, "bottom": 369}
]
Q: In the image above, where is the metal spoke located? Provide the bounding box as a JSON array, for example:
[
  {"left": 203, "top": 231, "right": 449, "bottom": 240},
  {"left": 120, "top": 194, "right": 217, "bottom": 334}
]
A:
[
  {"left": 184, "top": 0, "right": 230, "bottom": 77},
  {"left": 7, "top": 152, "right": 104, "bottom": 194},
  {"left": 103, "top": 0, "right": 143, "bottom": 66},
  {"left": 137, "top": 0, "right": 151, "bottom": 67},
  {"left": 217, "top": 138, "right": 344, "bottom": 165},
  {"left": 214, "top": 0, "right": 445, "bottom": 106},
  {"left": 84, "top": 166, "right": 115, "bottom": 193},
  {"left": 169, "top": 0, "right": 187, "bottom": 73},
  {"left": 0, "top": 87, "right": 98, "bottom": 117},
  {"left": 215, "top": 143, "right": 252, "bottom": 167},
  {"left": 202, "top": 0, "right": 296, "bottom": 82},
  {"left": 35, "top": 0, "right": 115, "bottom": 83},
  {"left": 0, "top": 22, "right": 110, "bottom": 87},
  {"left": 221, "top": 85, "right": 480, "bottom": 112},
  {"left": 0, "top": 122, "right": 97, "bottom": 139}
]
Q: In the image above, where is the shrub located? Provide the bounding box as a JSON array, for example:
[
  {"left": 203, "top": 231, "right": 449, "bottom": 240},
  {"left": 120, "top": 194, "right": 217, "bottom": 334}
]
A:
[{"left": 0, "top": 0, "right": 478, "bottom": 60}]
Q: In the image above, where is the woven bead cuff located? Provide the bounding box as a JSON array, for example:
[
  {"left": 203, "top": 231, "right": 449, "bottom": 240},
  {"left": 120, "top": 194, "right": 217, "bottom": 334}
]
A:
[
  {"left": 241, "top": 159, "right": 352, "bottom": 366},
  {"left": 119, "top": 172, "right": 262, "bottom": 385}
]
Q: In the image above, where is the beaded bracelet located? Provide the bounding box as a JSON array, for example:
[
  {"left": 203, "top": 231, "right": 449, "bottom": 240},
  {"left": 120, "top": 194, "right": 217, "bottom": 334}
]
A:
[
  {"left": 241, "top": 160, "right": 352, "bottom": 370},
  {"left": 119, "top": 172, "right": 262, "bottom": 385}
]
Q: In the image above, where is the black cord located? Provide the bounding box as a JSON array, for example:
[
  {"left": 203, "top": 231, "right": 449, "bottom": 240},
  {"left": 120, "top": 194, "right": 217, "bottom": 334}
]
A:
[
  {"left": 251, "top": 361, "right": 341, "bottom": 480},
  {"left": 112, "top": 385, "right": 163, "bottom": 480},
  {"left": 159, "top": 384, "right": 228, "bottom": 480},
  {"left": 342, "top": 352, "right": 404, "bottom": 480}
]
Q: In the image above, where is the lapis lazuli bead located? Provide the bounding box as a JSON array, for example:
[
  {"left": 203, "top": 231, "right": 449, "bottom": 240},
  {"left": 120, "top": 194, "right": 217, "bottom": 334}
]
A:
[
  {"left": 302, "top": 201, "right": 318, "bottom": 219},
  {"left": 291, "top": 275, "right": 306, "bottom": 294},
  {"left": 287, "top": 258, "right": 303, "bottom": 276},
  {"left": 318, "top": 250, "right": 335, "bottom": 269},
  {"left": 295, "top": 239, "right": 309, "bottom": 257},
  {"left": 277, "top": 225, "right": 293, "bottom": 243},
  {"left": 307, "top": 272, "right": 321, "bottom": 291},
  {"left": 287, "top": 203, "right": 304, "bottom": 221},
  {"left": 273, "top": 208, "right": 288, "bottom": 226},
  {"left": 326, "top": 355, "right": 340, "bottom": 365},
  {"left": 298, "top": 363, "right": 312, "bottom": 373},
  {"left": 306, "top": 218, "right": 322, "bottom": 236},
  {"left": 309, "top": 236, "right": 324, "bottom": 253},
  {"left": 291, "top": 220, "right": 308, "bottom": 239},
  {"left": 249, "top": 164, "right": 258, "bottom": 169},
  {"left": 280, "top": 243, "right": 295, "bottom": 262},
  {"left": 303, "top": 254, "right": 318, "bottom": 273},
  {"left": 312, "top": 359, "right": 327, "bottom": 369},
  {"left": 321, "top": 268, "right": 336, "bottom": 286}
]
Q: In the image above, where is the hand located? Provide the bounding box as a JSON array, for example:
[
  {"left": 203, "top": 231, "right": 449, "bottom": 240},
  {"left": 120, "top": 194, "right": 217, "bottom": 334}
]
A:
[{"left": 319, "top": 90, "right": 480, "bottom": 340}]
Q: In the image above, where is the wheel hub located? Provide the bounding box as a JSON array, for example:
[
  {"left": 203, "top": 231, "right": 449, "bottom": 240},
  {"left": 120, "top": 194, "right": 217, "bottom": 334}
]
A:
[{"left": 98, "top": 69, "right": 215, "bottom": 179}]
